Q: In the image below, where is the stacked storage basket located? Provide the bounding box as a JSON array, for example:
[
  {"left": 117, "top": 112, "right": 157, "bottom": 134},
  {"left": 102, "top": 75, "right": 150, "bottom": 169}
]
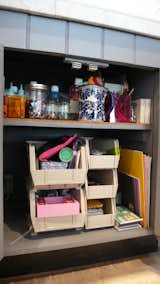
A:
[
  {"left": 28, "top": 141, "right": 87, "bottom": 233},
  {"left": 84, "top": 138, "right": 120, "bottom": 229}
]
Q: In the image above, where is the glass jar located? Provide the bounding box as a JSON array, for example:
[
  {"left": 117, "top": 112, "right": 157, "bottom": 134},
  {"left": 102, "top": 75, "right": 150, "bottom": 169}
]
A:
[{"left": 25, "top": 83, "right": 48, "bottom": 118}]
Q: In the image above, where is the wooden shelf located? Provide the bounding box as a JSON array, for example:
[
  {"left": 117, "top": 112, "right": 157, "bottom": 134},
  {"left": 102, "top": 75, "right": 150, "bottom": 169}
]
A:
[
  {"left": 3, "top": 118, "right": 151, "bottom": 130},
  {"left": 4, "top": 221, "right": 152, "bottom": 257}
]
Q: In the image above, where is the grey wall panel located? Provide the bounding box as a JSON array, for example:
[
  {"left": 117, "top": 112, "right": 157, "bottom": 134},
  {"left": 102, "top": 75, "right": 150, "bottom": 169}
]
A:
[
  {"left": 136, "top": 36, "right": 160, "bottom": 68},
  {"left": 104, "top": 29, "right": 135, "bottom": 64},
  {"left": 0, "top": 45, "right": 4, "bottom": 260},
  {"left": 0, "top": 11, "right": 27, "bottom": 48},
  {"left": 68, "top": 23, "right": 102, "bottom": 58},
  {"left": 30, "top": 16, "right": 66, "bottom": 53}
]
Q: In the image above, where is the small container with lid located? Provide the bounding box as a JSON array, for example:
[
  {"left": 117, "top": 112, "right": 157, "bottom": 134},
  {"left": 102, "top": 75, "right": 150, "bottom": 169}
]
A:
[{"left": 25, "top": 82, "right": 48, "bottom": 119}]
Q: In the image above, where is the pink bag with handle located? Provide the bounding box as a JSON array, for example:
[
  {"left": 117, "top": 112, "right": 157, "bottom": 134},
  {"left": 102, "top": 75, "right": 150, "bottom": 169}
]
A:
[{"left": 38, "top": 134, "right": 78, "bottom": 162}]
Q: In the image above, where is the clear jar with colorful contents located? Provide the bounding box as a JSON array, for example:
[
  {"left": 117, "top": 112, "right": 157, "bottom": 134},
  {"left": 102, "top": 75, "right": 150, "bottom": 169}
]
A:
[{"left": 26, "top": 83, "right": 48, "bottom": 119}]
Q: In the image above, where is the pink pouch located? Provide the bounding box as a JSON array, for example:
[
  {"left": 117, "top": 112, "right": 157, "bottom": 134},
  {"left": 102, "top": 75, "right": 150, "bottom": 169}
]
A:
[
  {"left": 110, "top": 93, "right": 131, "bottom": 122},
  {"left": 114, "top": 93, "right": 131, "bottom": 122},
  {"left": 38, "top": 134, "right": 78, "bottom": 162}
]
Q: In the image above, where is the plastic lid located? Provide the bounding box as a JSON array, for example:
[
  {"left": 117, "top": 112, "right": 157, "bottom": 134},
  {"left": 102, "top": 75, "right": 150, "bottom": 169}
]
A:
[
  {"left": 29, "top": 83, "right": 48, "bottom": 90},
  {"left": 30, "top": 81, "right": 37, "bottom": 85},
  {"left": 8, "top": 82, "right": 14, "bottom": 95},
  {"left": 51, "top": 85, "right": 59, "bottom": 92},
  {"left": 59, "top": 147, "right": 73, "bottom": 162},
  {"left": 74, "top": 78, "right": 83, "bottom": 86},
  {"left": 18, "top": 84, "right": 24, "bottom": 96},
  {"left": 13, "top": 86, "right": 18, "bottom": 93}
]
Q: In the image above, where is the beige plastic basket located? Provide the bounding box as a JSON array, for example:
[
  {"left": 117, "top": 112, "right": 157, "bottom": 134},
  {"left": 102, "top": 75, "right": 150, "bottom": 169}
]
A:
[
  {"left": 86, "top": 169, "right": 118, "bottom": 199},
  {"left": 29, "top": 188, "right": 85, "bottom": 233},
  {"left": 85, "top": 138, "right": 120, "bottom": 169},
  {"left": 28, "top": 142, "right": 87, "bottom": 187},
  {"left": 85, "top": 198, "right": 116, "bottom": 230}
]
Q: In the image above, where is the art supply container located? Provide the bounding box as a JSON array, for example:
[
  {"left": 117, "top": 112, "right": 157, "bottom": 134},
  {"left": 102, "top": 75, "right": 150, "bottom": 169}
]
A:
[
  {"left": 78, "top": 85, "right": 107, "bottom": 121},
  {"left": 110, "top": 93, "right": 131, "bottom": 123}
]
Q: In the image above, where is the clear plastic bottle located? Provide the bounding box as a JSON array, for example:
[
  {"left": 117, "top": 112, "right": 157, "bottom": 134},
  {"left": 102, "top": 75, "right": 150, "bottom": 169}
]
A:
[
  {"left": 69, "top": 78, "right": 83, "bottom": 120},
  {"left": 59, "top": 97, "right": 69, "bottom": 120},
  {"left": 47, "top": 85, "right": 60, "bottom": 119}
]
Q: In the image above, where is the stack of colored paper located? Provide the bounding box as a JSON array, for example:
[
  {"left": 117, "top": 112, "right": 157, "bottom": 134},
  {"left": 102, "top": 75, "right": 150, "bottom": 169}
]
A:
[{"left": 119, "top": 149, "right": 151, "bottom": 228}]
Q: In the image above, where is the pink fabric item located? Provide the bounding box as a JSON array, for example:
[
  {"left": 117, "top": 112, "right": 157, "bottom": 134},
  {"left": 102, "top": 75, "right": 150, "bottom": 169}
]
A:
[{"left": 38, "top": 134, "right": 78, "bottom": 162}]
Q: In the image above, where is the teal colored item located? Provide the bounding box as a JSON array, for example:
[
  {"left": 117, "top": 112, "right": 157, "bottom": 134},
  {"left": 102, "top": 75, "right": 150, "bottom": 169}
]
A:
[
  {"left": 18, "top": 84, "right": 25, "bottom": 96},
  {"left": 59, "top": 147, "right": 74, "bottom": 162},
  {"left": 8, "top": 82, "right": 14, "bottom": 95}
]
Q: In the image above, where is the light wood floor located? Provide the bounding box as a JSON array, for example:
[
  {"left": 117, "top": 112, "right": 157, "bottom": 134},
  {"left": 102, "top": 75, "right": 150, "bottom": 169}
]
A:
[{"left": 3, "top": 251, "right": 160, "bottom": 284}]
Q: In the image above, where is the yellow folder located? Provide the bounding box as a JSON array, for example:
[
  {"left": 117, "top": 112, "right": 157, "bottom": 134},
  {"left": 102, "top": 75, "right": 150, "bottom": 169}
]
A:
[{"left": 119, "top": 149, "right": 146, "bottom": 228}]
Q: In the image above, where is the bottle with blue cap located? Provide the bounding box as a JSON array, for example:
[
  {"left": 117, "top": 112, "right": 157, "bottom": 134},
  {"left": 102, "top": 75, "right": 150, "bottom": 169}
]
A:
[{"left": 47, "top": 85, "right": 60, "bottom": 119}]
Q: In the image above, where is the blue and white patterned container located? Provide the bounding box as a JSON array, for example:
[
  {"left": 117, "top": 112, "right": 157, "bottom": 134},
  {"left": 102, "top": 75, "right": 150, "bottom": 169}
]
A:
[{"left": 78, "top": 85, "right": 107, "bottom": 121}]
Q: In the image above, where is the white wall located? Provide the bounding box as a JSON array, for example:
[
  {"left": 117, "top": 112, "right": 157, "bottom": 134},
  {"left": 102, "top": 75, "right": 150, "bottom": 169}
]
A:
[
  {"left": 0, "top": 0, "right": 160, "bottom": 37},
  {"left": 72, "top": 0, "right": 160, "bottom": 21}
]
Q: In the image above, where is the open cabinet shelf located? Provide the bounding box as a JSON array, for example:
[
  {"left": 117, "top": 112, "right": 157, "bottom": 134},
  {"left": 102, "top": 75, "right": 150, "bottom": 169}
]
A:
[
  {"left": 1, "top": 47, "right": 159, "bottom": 277},
  {"left": 4, "top": 118, "right": 151, "bottom": 130}
]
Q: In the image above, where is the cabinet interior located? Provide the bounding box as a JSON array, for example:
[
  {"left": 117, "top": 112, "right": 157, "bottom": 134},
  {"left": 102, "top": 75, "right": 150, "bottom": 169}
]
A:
[{"left": 3, "top": 49, "right": 156, "bottom": 257}]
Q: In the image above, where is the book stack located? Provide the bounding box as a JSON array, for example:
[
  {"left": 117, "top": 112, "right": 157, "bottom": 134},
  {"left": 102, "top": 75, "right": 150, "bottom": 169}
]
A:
[
  {"left": 87, "top": 200, "right": 104, "bottom": 216},
  {"left": 115, "top": 206, "right": 143, "bottom": 231}
]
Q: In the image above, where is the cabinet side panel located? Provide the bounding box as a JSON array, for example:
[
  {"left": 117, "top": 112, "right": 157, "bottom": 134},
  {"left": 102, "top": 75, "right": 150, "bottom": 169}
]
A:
[
  {"left": 152, "top": 70, "right": 160, "bottom": 235},
  {"left": 0, "top": 45, "right": 4, "bottom": 260}
]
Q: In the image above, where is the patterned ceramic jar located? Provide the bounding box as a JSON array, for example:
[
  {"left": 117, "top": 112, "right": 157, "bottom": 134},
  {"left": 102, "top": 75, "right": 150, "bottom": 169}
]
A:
[{"left": 78, "top": 85, "right": 107, "bottom": 121}]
